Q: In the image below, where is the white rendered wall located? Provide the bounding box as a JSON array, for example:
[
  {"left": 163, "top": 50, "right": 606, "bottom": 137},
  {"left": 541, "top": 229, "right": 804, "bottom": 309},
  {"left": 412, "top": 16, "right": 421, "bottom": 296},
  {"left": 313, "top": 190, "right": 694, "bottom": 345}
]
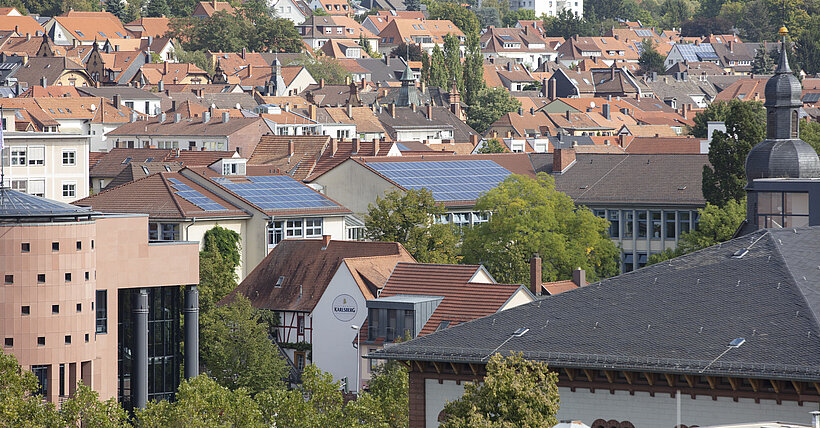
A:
[
  {"left": 423, "top": 381, "right": 818, "bottom": 428},
  {"left": 311, "top": 264, "right": 369, "bottom": 392}
]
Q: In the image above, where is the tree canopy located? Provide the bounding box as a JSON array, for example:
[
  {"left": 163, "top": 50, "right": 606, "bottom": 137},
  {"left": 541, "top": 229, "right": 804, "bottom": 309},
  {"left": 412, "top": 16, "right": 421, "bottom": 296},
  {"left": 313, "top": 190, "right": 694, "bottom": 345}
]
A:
[
  {"left": 700, "top": 100, "right": 765, "bottom": 206},
  {"left": 441, "top": 353, "right": 559, "bottom": 427},
  {"left": 426, "top": 1, "right": 481, "bottom": 35},
  {"left": 466, "top": 87, "right": 521, "bottom": 134},
  {"left": 462, "top": 173, "right": 620, "bottom": 285},
  {"left": 286, "top": 53, "right": 352, "bottom": 84},
  {"left": 639, "top": 39, "right": 665, "bottom": 75},
  {"left": 477, "top": 138, "right": 508, "bottom": 153}
]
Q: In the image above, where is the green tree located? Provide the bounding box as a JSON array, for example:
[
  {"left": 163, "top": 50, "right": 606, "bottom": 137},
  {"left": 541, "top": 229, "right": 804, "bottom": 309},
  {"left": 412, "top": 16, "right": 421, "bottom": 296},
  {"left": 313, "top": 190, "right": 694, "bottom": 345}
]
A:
[
  {"left": 800, "top": 118, "right": 820, "bottom": 153},
  {"left": 253, "top": 17, "right": 305, "bottom": 53},
  {"left": 752, "top": 45, "right": 776, "bottom": 74},
  {"left": 390, "top": 42, "right": 424, "bottom": 61},
  {"left": 543, "top": 9, "right": 596, "bottom": 38},
  {"left": 660, "top": 0, "right": 694, "bottom": 28},
  {"left": 638, "top": 39, "right": 665, "bottom": 75},
  {"left": 474, "top": 7, "right": 501, "bottom": 28},
  {"left": 405, "top": 0, "right": 420, "bottom": 10},
  {"left": 690, "top": 100, "right": 732, "bottom": 138},
  {"left": 795, "top": 16, "right": 820, "bottom": 75},
  {"left": 466, "top": 87, "right": 521, "bottom": 134},
  {"left": 477, "top": 138, "right": 508, "bottom": 153},
  {"left": 360, "top": 360, "right": 409, "bottom": 428},
  {"left": 166, "top": 0, "right": 197, "bottom": 17},
  {"left": 738, "top": 0, "right": 773, "bottom": 42},
  {"left": 0, "top": 352, "right": 62, "bottom": 427},
  {"left": 701, "top": 100, "right": 765, "bottom": 206},
  {"left": 146, "top": 0, "right": 169, "bottom": 17},
  {"left": 258, "top": 364, "right": 346, "bottom": 428},
  {"left": 123, "top": 0, "right": 143, "bottom": 24},
  {"left": 462, "top": 31, "right": 485, "bottom": 106},
  {"left": 404, "top": 224, "right": 462, "bottom": 264},
  {"left": 137, "top": 375, "right": 264, "bottom": 427},
  {"left": 201, "top": 295, "right": 288, "bottom": 395},
  {"left": 174, "top": 46, "right": 215, "bottom": 75},
  {"left": 648, "top": 198, "right": 746, "bottom": 264},
  {"left": 440, "top": 353, "right": 559, "bottom": 427},
  {"left": 104, "top": 0, "right": 125, "bottom": 20},
  {"left": 427, "top": 45, "right": 448, "bottom": 89},
  {"left": 286, "top": 53, "right": 351, "bottom": 84},
  {"left": 59, "top": 385, "right": 129, "bottom": 428},
  {"left": 427, "top": 1, "right": 481, "bottom": 35},
  {"left": 358, "top": 33, "right": 381, "bottom": 58},
  {"left": 443, "top": 33, "right": 463, "bottom": 93},
  {"left": 501, "top": 8, "right": 536, "bottom": 27},
  {"left": 462, "top": 173, "right": 620, "bottom": 284},
  {"left": 199, "top": 231, "right": 239, "bottom": 313},
  {"left": 22, "top": 0, "right": 61, "bottom": 16}
]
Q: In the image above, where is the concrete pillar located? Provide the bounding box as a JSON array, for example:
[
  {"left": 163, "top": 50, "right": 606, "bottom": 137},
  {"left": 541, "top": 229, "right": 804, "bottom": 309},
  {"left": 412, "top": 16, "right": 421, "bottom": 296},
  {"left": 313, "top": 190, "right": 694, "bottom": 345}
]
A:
[
  {"left": 132, "top": 289, "right": 149, "bottom": 409},
  {"left": 184, "top": 285, "right": 199, "bottom": 379}
]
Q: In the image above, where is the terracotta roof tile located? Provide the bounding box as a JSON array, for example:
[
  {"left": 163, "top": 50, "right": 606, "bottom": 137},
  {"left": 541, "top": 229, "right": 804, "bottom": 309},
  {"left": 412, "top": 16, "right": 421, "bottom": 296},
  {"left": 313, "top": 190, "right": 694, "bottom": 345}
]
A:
[
  {"left": 227, "top": 240, "right": 413, "bottom": 312},
  {"left": 248, "top": 135, "right": 331, "bottom": 180}
]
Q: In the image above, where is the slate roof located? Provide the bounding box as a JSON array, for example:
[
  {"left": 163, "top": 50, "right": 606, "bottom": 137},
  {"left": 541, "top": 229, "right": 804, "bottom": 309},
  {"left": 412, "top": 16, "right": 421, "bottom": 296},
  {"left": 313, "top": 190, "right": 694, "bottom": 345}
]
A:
[
  {"left": 530, "top": 153, "right": 708, "bottom": 206},
  {"left": 225, "top": 239, "right": 413, "bottom": 312},
  {"left": 370, "top": 227, "right": 820, "bottom": 382},
  {"left": 379, "top": 263, "right": 528, "bottom": 335}
]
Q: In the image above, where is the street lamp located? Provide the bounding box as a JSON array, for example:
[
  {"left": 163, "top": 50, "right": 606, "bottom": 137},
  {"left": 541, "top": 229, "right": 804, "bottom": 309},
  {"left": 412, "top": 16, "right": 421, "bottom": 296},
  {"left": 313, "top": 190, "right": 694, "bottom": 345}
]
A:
[{"left": 351, "top": 324, "right": 362, "bottom": 394}]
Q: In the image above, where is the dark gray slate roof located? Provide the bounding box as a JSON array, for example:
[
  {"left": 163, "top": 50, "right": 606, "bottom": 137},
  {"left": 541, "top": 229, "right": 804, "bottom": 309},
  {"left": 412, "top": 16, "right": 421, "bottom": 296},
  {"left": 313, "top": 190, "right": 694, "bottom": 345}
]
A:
[
  {"left": 370, "top": 227, "right": 820, "bottom": 381},
  {"left": 530, "top": 153, "right": 708, "bottom": 206},
  {"left": 376, "top": 106, "right": 479, "bottom": 144}
]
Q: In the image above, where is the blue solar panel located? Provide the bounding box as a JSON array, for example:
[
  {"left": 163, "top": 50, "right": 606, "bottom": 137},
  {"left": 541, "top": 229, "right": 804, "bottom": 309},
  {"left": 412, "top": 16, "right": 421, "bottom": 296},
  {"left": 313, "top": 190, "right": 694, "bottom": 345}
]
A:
[
  {"left": 167, "top": 178, "right": 228, "bottom": 211},
  {"left": 212, "top": 175, "right": 341, "bottom": 211},
  {"left": 366, "top": 160, "right": 511, "bottom": 201}
]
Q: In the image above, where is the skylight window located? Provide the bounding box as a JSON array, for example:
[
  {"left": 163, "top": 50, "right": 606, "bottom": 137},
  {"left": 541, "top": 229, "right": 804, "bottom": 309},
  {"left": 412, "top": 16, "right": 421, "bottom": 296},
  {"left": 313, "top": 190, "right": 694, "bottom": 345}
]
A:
[
  {"left": 122, "top": 157, "right": 132, "bottom": 165},
  {"left": 76, "top": 30, "right": 85, "bottom": 37},
  {"left": 98, "top": 32, "right": 107, "bottom": 37},
  {"left": 116, "top": 32, "right": 125, "bottom": 37}
]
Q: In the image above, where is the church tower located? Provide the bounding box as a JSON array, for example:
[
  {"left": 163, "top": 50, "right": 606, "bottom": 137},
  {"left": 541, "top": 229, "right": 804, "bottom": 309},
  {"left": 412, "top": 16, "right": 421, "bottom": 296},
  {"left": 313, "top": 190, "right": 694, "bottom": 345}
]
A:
[{"left": 744, "top": 27, "right": 820, "bottom": 231}]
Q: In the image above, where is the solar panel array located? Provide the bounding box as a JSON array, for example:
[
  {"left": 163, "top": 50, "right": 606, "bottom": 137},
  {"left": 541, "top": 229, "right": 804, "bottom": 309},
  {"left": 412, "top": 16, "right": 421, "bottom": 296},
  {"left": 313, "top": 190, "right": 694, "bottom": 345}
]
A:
[
  {"left": 676, "top": 44, "right": 719, "bottom": 62},
  {"left": 367, "top": 160, "right": 512, "bottom": 201},
  {"left": 635, "top": 29, "right": 654, "bottom": 38},
  {"left": 167, "top": 178, "right": 228, "bottom": 211},
  {"left": 213, "top": 175, "right": 341, "bottom": 210}
]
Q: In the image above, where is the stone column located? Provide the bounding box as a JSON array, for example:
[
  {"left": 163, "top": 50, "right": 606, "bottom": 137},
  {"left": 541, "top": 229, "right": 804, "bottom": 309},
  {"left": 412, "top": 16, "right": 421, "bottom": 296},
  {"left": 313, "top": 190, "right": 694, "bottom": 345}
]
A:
[
  {"left": 132, "top": 289, "right": 149, "bottom": 409},
  {"left": 184, "top": 285, "right": 199, "bottom": 379}
]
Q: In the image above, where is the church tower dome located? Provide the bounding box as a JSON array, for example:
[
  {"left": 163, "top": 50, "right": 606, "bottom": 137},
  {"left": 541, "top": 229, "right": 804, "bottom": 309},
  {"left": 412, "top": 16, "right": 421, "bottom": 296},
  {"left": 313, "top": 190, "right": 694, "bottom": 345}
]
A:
[{"left": 745, "top": 28, "right": 820, "bottom": 183}]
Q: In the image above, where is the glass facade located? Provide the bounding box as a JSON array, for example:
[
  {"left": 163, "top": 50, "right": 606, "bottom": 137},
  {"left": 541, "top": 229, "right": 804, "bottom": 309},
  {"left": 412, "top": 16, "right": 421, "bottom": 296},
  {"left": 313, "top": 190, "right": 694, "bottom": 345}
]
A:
[
  {"left": 118, "top": 286, "right": 181, "bottom": 410},
  {"left": 757, "top": 192, "right": 809, "bottom": 228}
]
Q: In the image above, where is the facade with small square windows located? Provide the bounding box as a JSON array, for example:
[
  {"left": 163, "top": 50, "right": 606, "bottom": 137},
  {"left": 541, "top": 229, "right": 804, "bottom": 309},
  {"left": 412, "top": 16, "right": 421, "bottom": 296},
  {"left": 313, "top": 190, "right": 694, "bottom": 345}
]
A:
[{"left": 0, "top": 191, "right": 199, "bottom": 409}]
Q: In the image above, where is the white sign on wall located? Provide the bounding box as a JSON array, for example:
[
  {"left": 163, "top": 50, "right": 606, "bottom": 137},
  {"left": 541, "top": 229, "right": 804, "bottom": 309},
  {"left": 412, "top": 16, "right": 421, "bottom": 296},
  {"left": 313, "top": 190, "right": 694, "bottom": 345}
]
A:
[{"left": 332, "top": 294, "right": 357, "bottom": 321}]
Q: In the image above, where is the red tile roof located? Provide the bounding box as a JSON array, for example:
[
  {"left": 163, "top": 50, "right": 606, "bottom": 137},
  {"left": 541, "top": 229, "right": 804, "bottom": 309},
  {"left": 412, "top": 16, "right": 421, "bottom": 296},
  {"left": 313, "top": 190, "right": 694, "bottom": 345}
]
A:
[
  {"left": 226, "top": 239, "right": 414, "bottom": 312},
  {"left": 379, "top": 263, "right": 527, "bottom": 335}
]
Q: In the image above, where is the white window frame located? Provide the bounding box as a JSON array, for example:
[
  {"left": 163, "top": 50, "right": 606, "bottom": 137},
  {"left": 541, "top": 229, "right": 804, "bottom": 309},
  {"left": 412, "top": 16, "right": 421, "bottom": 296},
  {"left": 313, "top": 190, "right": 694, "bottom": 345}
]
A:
[
  {"left": 62, "top": 182, "right": 76, "bottom": 198},
  {"left": 10, "top": 146, "right": 26, "bottom": 166},
  {"left": 29, "top": 179, "right": 45, "bottom": 196},
  {"left": 28, "top": 146, "right": 45, "bottom": 166},
  {"left": 286, "top": 219, "right": 304, "bottom": 238},
  {"left": 305, "top": 218, "right": 323, "bottom": 237},
  {"left": 62, "top": 150, "right": 76, "bottom": 166}
]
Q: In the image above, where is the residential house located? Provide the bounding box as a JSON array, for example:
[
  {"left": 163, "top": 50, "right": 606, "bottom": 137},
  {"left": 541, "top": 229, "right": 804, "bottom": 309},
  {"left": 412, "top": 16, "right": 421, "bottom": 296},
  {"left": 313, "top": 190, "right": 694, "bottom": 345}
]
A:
[
  {"left": 308, "top": 0, "right": 353, "bottom": 16},
  {"left": 79, "top": 87, "right": 162, "bottom": 116},
  {"left": 360, "top": 10, "right": 424, "bottom": 36},
  {"left": 530, "top": 149, "right": 708, "bottom": 271},
  {"left": 483, "top": 60, "right": 538, "bottom": 91},
  {"left": 297, "top": 16, "right": 378, "bottom": 52},
  {"left": 713, "top": 77, "right": 768, "bottom": 103},
  {"left": 124, "top": 17, "right": 172, "bottom": 38},
  {"left": 132, "top": 62, "right": 210, "bottom": 85},
  {"left": 0, "top": 14, "right": 45, "bottom": 37},
  {"left": 375, "top": 104, "right": 479, "bottom": 145},
  {"left": 644, "top": 73, "right": 718, "bottom": 109},
  {"left": 320, "top": 39, "right": 367, "bottom": 59},
  {"left": 223, "top": 239, "right": 415, "bottom": 377},
  {"left": 376, "top": 19, "right": 464, "bottom": 56},
  {"left": 556, "top": 36, "right": 638, "bottom": 67},
  {"left": 360, "top": 263, "right": 534, "bottom": 388},
  {"left": 510, "top": 0, "right": 583, "bottom": 18},
  {"left": 1, "top": 55, "right": 93, "bottom": 87},
  {"left": 270, "top": 0, "right": 311, "bottom": 24},
  {"left": 369, "top": 226, "right": 820, "bottom": 427},
  {"left": 106, "top": 111, "right": 273, "bottom": 156},
  {"left": 85, "top": 45, "right": 148, "bottom": 85},
  {"left": 664, "top": 43, "right": 721, "bottom": 70},
  {"left": 43, "top": 12, "right": 130, "bottom": 46},
  {"left": 480, "top": 26, "right": 557, "bottom": 70},
  {"left": 192, "top": 0, "right": 236, "bottom": 18}
]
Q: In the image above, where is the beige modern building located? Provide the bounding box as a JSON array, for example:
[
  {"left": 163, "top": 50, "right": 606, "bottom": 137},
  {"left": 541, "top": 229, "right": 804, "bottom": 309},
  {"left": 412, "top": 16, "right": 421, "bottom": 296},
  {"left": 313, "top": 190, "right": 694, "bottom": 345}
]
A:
[{"left": 0, "top": 188, "right": 199, "bottom": 409}]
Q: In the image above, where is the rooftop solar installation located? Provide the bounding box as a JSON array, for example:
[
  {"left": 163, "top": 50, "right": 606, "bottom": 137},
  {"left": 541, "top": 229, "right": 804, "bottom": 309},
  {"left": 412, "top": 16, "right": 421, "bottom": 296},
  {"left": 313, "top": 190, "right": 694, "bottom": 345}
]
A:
[
  {"left": 366, "top": 160, "right": 512, "bottom": 201},
  {"left": 212, "top": 175, "right": 341, "bottom": 210},
  {"left": 167, "top": 177, "right": 228, "bottom": 211},
  {"left": 635, "top": 29, "right": 654, "bottom": 37}
]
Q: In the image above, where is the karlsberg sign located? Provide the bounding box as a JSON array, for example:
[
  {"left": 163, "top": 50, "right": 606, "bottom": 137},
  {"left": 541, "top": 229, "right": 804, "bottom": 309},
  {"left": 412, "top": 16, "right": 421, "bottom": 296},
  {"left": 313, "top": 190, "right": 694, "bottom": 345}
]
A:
[{"left": 332, "top": 294, "right": 357, "bottom": 321}]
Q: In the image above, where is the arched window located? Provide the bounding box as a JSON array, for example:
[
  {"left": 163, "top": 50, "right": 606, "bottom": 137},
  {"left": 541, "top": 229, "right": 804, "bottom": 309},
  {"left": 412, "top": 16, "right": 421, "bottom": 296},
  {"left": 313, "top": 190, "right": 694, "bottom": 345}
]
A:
[{"left": 792, "top": 110, "right": 799, "bottom": 138}]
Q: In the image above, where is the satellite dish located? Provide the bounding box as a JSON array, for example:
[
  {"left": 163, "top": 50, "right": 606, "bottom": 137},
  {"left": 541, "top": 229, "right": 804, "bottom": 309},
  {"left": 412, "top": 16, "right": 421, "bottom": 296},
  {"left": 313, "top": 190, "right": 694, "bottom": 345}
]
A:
[{"left": 90, "top": 104, "right": 96, "bottom": 111}]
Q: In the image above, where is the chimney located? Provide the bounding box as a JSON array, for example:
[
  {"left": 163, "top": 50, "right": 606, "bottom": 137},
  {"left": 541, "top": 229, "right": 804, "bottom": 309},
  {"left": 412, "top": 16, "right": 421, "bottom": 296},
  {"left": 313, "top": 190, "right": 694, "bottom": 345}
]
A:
[
  {"left": 113, "top": 94, "right": 121, "bottom": 107},
  {"left": 389, "top": 103, "right": 396, "bottom": 118},
  {"left": 548, "top": 78, "right": 557, "bottom": 100},
  {"left": 241, "top": 47, "right": 246, "bottom": 59},
  {"left": 322, "top": 235, "right": 331, "bottom": 248},
  {"left": 222, "top": 112, "right": 229, "bottom": 123},
  {"left": 618, "top": 134, "right": 626, "bottom": 147},
  {"left": 160, "top": 112, "right": 166, "bottom": 122},
  {"left": 373, "top": 138, "right": 380, "bottom": 154},
  {"left": 572, "top": 268, "right": 586, "bottom": 287},
  {"left": 529, "top": 254, "right": 542, "bottom": 296},
  {"left": 158, "top": 80, "right": 164, "bottom": 92},
  {"left": 384, "top": 55, "right": 389, "bottom": 66},
  {"left": 518, "top": 107, "right": 523, "bottom": 116},
  {"left": 288, "top": 139, "right": 294, "bottom": 156},
  {"left": 603, "top": 103, "right": 610, "bottom": 120},
  {"left": 346, "top": 102, "right": 352, "bottom": 118},
  {"left": 505, "top": 62, "right": 512, "bottom": 71},
  {"left": 541, "top": 78, "right": 548, "bottom": 97},
  {"left": 470, "top": 134, "right": 479, "bottom": 147},
  {"left": 530, "top": 107, "right": 534, "bottom": 115},
  {"left": 729, "top": 40, "right": 734, "bottom": 53},
  {"left": 353, "top": 138, "right": 360, "bottom": 154},
  {"left": 308, "top": 104, "right": 317, "bottom": 121},
  {"left": 319, "top": 78, "right": 325, "bottom": 89},
  {"left": 426, "top": 104, "right": 433, "bottom": 120},
  {"left": 130, "top": 112, "right": 137, "bottom": 123},
  {"left": 552, "top": 147, "right": 576, "bottom": 173},
  {"left": 410, "top": 103, "right": 416, "bottom": 112},
  {"left": 174, "top": 113, "right": 181, "bottom": 123},
  {"left": 331, "top": 138, "right": 338, "bottom": 156},
  {"left": 360, "top": 78, "right": 366, "bottom": 89},
  {"left": 26, "top": 32, "right": 30, "bottom": 41},
  {"left": 247, "top": 64, "right": 253, "bottom": 76},
  {"left": 203, "top": 111, "right": 211, "bottom": 123}
]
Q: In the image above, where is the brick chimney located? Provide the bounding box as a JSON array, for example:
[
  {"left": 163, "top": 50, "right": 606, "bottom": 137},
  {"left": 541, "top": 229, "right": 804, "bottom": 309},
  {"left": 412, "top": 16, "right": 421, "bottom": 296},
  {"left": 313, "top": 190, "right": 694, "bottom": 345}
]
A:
[
  {"left": 541, "top": 78, "right": 548, "bottom": 97},
  {"left": 308, "top": 104, "right": 317, "bottom": 121},
  {"left": 548, "top": 78, "right": 557, "bottom": 100},
  {"left": 529, "top": 254, "right": 542, "bottom": 296},
  {"left": 426, "top": 104, "right": 433, "bottom": 120},
  {"left": 470, "top": 134, "right": 479, "bottom": 147},
  {"left": 288, "top": 139, "right": 294, "bottom": 157},
  {"left": 322, "top": 235, "right": 331, "bottom": 248},
  {"left": 553, "top": 147, "right": 576, "bottom": 173},
  {"left": 572, "top": 267, "right": 586, "bottom": 287},
  {"left": 346, "top": 102, "right": 352, "bottom": 118},
  {"left": 353, "top": 138, "right": 360, "bottom": 154},
  {"left": 319, "top": 78, "right": 325, "bottom": 89},
  {"left": 331, "top": 138, "right": 338, "bottom": 156},
  {"left": 603, "top": 103, "right": 610, "bottom": 120},
  {"left": 373, "top": 138, "right": 380, "bottom": 154}
]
